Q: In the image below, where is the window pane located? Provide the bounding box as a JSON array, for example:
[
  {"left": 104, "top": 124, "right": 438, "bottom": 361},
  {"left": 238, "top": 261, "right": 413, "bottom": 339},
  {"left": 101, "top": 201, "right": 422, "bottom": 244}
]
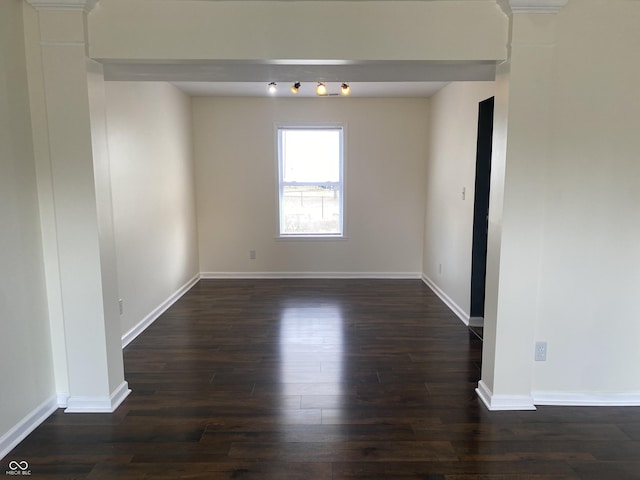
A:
[
  {"left": 282, "top": 129, "right": 340, "bottom": 183},
  {"left": 282, "top": 185, "right": 341, "bottom": 234},
  {"left": 278, "top": 127, "right": 343, "bottom": 236}
]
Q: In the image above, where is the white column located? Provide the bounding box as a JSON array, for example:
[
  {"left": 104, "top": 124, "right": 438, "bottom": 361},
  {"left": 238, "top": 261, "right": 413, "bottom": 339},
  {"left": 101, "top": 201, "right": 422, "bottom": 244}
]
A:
[
  {"left": 24, "top": 0, "right": 129, "bottom": 412},
  {"left": 477, "top": 0, "right": 567, "bottom": 410}
]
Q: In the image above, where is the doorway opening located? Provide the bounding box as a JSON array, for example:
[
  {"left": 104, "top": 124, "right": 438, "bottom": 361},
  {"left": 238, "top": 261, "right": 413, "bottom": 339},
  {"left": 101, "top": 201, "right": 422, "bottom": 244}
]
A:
[{"left": 469, "top": 96, "right": 494, "bottom": 340}]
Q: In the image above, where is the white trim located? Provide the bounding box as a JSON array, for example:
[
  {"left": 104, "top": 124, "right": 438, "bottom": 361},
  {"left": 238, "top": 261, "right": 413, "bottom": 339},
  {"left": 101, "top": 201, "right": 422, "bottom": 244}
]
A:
[
  {"left": 421, "top": 274, "right": 470, "bottom": 326},
  {"left": 275, "top": 235, "right": 348, "bottom": 241},
  {"left": 475, "top": 380, "right": 494, "bottom": 409},
  {"left": 498, "top": 0, "right": 568, "bottom": 15},
  {"left": 276, "top": 125, "right": 345, "bottom": 237},
  {"left": 64, "top": 381, "right": 131, "bottom": 413},
  {"left": 25, "top": 0, "right": 97, "bottom": 13},
  {"left": 121, "top": 273, "right": 200, "bottom": 348},
  {"left": 56, "top": 392, "right": 69, "bottom": 408},
  {"left": 533, "top": 391, "right": 640, "bottom": 407},
  {"left": 476, "top": 380, "right": 537, "bottom": 411},
  {"left": 0, "top": 395, "right": 58, "bottom": 460},
  {"left": 200, "top": 272, "right": 421, "bottom": 280}
]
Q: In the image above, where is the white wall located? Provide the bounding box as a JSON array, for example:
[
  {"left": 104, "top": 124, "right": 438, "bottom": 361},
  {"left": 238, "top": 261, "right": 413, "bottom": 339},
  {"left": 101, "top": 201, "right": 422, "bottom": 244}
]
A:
[
  {"left": 105, "top": 81, "right": 199, "bottom": 340},
  {"left": 0, "top": 0, "right": 55, "bottom": 449},
  {"left": 192, "top": 97, "right": 429, "bottom": 276},
  {"left": 89, "top": 0, "right": 507, "bottom": 62},
  {"left": 423, "top": 81, "right": 495, "bottom": 320},
  {"left": 532, "top": 0, "right": 640, "bottom": 396}
]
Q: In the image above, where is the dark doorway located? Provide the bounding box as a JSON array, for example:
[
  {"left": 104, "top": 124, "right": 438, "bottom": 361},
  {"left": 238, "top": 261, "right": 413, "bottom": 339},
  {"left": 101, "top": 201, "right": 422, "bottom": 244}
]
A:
[{"left": 469, "top": 97, "right": 494, "bottom": 328}]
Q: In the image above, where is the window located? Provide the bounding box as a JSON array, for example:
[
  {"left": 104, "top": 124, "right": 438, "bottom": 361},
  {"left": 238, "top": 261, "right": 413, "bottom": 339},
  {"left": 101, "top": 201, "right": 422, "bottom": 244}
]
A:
[{"left": 277, "top": 127, "right": 344, "bottom": 236}]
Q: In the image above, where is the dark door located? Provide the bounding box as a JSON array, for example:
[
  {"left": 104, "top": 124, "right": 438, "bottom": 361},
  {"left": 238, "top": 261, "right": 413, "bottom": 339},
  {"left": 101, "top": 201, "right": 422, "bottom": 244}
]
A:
[{"left": 469, "top": 97, "right": 494, "bottom": 321}]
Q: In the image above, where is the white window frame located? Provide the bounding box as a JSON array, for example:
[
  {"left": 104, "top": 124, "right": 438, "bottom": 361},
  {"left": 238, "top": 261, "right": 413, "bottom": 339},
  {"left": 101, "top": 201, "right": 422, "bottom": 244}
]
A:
[{"left": 276, "top": 125, "right": 345, "bottom": 238}]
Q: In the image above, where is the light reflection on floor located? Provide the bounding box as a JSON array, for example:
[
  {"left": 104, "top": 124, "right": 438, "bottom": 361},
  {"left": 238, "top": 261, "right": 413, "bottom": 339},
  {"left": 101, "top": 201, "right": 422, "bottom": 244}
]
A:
[{"left": 278, "top": 303, "right": 344, "bottom": 423}]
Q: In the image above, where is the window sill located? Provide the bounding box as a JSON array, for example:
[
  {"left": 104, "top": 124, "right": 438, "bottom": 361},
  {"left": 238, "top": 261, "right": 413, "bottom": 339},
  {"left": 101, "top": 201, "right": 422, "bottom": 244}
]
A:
[{"left": 275, "top": 235, "right": 348, "bottom": 241}]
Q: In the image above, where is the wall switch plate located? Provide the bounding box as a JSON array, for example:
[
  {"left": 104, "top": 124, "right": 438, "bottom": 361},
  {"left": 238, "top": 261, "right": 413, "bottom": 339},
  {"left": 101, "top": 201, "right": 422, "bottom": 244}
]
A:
[{"left": 535, "top": 341, "right": 547, "bottom": 361}]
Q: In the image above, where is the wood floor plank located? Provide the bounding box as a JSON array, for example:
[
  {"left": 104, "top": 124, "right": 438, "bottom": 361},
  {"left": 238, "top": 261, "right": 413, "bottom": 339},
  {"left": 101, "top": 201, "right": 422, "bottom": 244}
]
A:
[
  {"left": 227, "top": 440, "right": 457, "bottom": 462},
  {"left": 331, "top": 460, "right": 579, "bottom": 478},
  {"left": 4, "top": 279, "right": 640, "bottom": 478}
]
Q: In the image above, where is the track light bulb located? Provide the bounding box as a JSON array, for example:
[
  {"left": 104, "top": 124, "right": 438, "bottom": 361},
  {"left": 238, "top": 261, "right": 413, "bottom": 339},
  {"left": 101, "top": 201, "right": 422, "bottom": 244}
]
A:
[
  {"left": 316, "top": 82, "right": 327, "bottom": 96},
  {"left": 290, "top": 82, "right": 301, "bottom": 94},
  {"left": 340, "top": 83, "right": 351, "bottom": 96},
  {"left": 268, "top": 82, "right": 277, "bottom": 94}
]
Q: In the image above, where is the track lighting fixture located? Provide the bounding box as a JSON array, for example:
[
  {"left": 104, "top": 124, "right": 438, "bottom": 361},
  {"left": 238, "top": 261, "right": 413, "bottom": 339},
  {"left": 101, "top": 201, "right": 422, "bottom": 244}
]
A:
[
  {"left": 266, "top": 81, "right": 352, "bottom": 96},
  {"left": 316, "top": 82, "right": 327, "bottom": 96}
]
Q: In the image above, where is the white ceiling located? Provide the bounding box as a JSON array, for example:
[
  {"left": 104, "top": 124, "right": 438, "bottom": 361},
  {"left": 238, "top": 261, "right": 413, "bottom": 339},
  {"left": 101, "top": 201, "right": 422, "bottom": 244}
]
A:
[{"left": 103, "top": 60, "right": 497, "bottom": 98}]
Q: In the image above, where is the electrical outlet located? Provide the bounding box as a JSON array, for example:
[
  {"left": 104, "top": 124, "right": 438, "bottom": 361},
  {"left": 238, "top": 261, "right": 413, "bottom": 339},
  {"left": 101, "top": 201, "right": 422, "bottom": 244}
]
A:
[
  {"left": 535, "top": 341, "right": 547, "bottom": 362},
  {"left": 118, "top": 299, "right": 123, "bottom": 315},
  {"left": 438, "top": 263, "right": 442, "bottom": 275},
  {"left": 249, "top": 250, "right": 256, "bottom": 260}
]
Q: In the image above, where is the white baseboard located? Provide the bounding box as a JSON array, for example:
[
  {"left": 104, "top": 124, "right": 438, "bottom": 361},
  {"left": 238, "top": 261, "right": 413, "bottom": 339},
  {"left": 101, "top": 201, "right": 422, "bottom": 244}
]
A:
[
  {"left": 64, "top": 381, "right": 131, "bottom": 413},
  {"left": 200, "top": 271, "right": 422, "bottom": 279},
  {"left": 56, "top": 392, "right": 69, "bottom": 408},
  {"left": 476, "top": 380, "right": 537, "bottom": 411},
  {"left": 121, "top": 273, "right": 200, "bottom": 348},
  {"left": 421, "top": 274, "right": 470, "bottom": 326},
  {"left": 0, "top": 395, "right": 58, "bottom": 460},
  {"left": 479, "top": 386, "right": 640, "bottom": 409},
  {"left": 532, "top": 391, "right": 640, "bottom": 407}
]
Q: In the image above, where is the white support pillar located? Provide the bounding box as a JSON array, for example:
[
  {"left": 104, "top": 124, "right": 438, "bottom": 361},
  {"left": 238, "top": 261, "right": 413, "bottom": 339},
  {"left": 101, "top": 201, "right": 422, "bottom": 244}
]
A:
[
  {"left": 477, "top": 0, "right": 568, "bottom": 410},
  {"left": 24, "top": 0, "right": 129, "bottom": 412}
]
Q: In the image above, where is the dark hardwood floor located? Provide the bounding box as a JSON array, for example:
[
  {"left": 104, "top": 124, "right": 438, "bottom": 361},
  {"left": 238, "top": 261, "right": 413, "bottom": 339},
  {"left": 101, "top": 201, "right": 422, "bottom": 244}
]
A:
[{"left": 6, "top": 279, "right": 640, "bottom": 479}]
